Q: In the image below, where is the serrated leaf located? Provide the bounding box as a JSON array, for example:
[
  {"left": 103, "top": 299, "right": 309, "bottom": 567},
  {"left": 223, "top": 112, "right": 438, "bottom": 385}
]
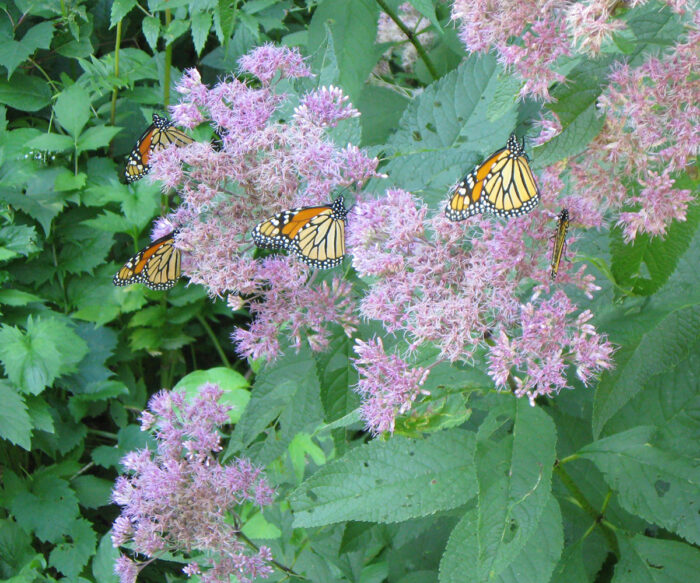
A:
[
  {"left": 440, "top": 495, "right": 562, "bottom": 583},
  {"left": 164, "top": 19, "right": 190, "bottom": 46},
  {"left": 25, "top": 395, "right": 54, "bottom": 433},
  {"left": 0, "top": 73, "right": 52, "bottom": 112},
  {"left": 613, "top": 532, "right": 700, "bottom": 583},
  {"left": 213, "top": 0, "right": 238, "bottom": 44},
  {"left": 580, "top": 426, "right": 700, "bottom": 545},
  {"left": 384, "top": 54, "right": 517, "bottom": 198},
  {"left": 9, "top": 475, "right": 79, "bottom": 542},
  {"left": 76, "top": 125, "right": 122, "bottom": 153},
  {"left": 25, "top": 132, "right": 74, "bottom": 152},
  {"left": 315, "top": 328, "right": 359, "bottom": 423},
  {"left": 0, "top": 289, "right": 43, "bottom": 306},
  {"left": 0, "top": 381, "right": 31, "bottom": 449},
  {"left": 229, "top": 344, "right": 324, "bottom": 465},
  {"left": 142, "top": 16, "right": 160, "bottom": 50},
  {"left": 0, "top": 517, "right": 35, "bottom": 574},
  {"left": 406, "top": 0, "right": 442, "bottom": 33},
  {"left": 191, "top": 12, "right": 212, "bottom": 55},
  {"left": 92, "top": 532, "right": 120, "bottom": 583},
  {"left": 0, "top": 316, "right": 88, "bottom": 395},
  {"left": 110, "top": 0, "right": 137, "bottom": 28},
  {"left": 472, "top": 398, "right": 557, "bottom": 578},
  {"left": 54, "top": 84, "right": 91, "bottom": 138},
  {"left": 54, "top": 170, "right": 87, "bottom": 191},
  {"left": 593, "top": 304, "right": 700, "bottom": 438},
  {"left": 173, "top": 367, "right": 249, "bottom": 423},
  {"left": 290, "top": 429, "right": 477, "bottom": 526},
  {"left": 48, "top": 518, "right": 97, "bottom": 579},
  {"left": 308, "top": 0, "right": 380, "bottom": 101}
]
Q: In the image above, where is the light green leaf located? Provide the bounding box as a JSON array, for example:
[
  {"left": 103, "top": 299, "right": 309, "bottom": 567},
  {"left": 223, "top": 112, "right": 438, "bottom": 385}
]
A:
[
  {"left": 48, "top": 518, "right": 97, "bottom": 579},
  {"left": 593, "top": 304, "right": 700, "bottom": 438},
  {"left": 213, "top": 0, "right": 238, "bottom": 44},
  {"left": 0, "top": 316, "right": 88, "bottom": 395},
  {"left": 314, "top": 327, "right": 359, "bottom": 423},
  {"left": 290, "top": 429, "right": 477, "bottom": 527},
  {"left": 54, "top": 84, "right": 91, "bottom": 137},
  {"left": 71, "top": 475, "right": 114, "bottom": 509},
  {"left": 54, "top": 170, "right": 87, "bottom": 191},
  {"left": 357, "top": 85, "right": 410, "bottom": 146},
  {"left": 406, "top": 0, "right": 442, "bottom": 33},
  {"left": 0, "top": 290, "right": 43, "bottom": 306},
  {"left": 164, "top": 19, "right": 190, "bottom": 46},
  {"left": 110, "top": 0, "right": 137, "bottom": 28},
  {"left": 173, "top": 367, "right": 249, "bottom": 424},
  {"left": 92, "top": 532, "right": 119, "bottom": 583},
  {"left": 25, "top": 132, "right": 74, "bottom": 152},
  {"left": 142, "top": 16, "right": 160, "bottom": 50},
  {"left": 0, "top": 72, "right": 51, "bottom": 112},
  {"left": 9, "top": 475, "right": 79, "bottom": 542},
  {"left": 580, "top": 426, "right": 700, "bottom": 545},
  {"left": 191, "top": 12, "right": 212, "bottom": 56},
  {"left": 0, "top": 381, "right": 31, "bottom": 449},
  {"left": 440, "top": 495, "right": 562, "bottom": 583},
  {"left": 613, "top": 532, "right": 700, "bottom": 583},
  {"left": 76, "top": 125, "right": 122, "bottom": 153}
]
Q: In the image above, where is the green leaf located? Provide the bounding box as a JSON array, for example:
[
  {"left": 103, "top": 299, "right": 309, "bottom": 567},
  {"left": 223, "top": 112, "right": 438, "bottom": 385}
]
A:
[
  {"left": 289, "top": 428, "right": 477, "bottom": 527},
  {"left": 357, "top": 85, "right": 410, "bottom": 146},
  {"left": 110, "top": 0, "right": 137, "bottom": 28},
  {"left": 0, "top": 289, "right": 43, "bottom": 306},
  {"left": 54, "top": 84, "right": 91, "bottom": 138},
  {"left": 173, "top": 367, "right": 250, "bottom": 424},
  {"left": 580, "top": 426, "right": 700, "bottom": 545},
  {"left": 469, "top": 398, "right": 557, "bottom": 578},
  {"left": 142, "top": 16, "right": 160, "bottom": 50},
  {"left": 25, "top": 132, "right": 74, "bottom": 152},
  {"left": 0, "top": 224, "right": 39, "bottom": 260},
  {"left": 92, "top": 425, "right": 151, "bottom": 470},
  {"left": 25, "top": 395, "right": 54, "bottom": 433},
  {"left": 550, "top": 541, "right": 589, "bottom": 583},
  {"left": 610, "top": 202, "right": 700, "bottom": 296},
  {"left": 0, "top": 22, "right": 54, "bottom": 78},
  {"left": 0, "top": 316, "right": 88, "bottom": 395},
  {"left": 164, "top": 19, "right": 190, "bottom": 46},
  {"left": 308, "top": 0, "right": 380, "bottom": 101},
  {"left": 406, "top": 0, "right": 442, "bottom": 33},
  {"left": 71, "top": 475, "right": 114, "bottom": 509},
  {"left": 9, "top": 474, "right": 79, "bottom": 542},
  {"left": 191, "top": 12, "right": 213, "bottom": 55},
  {"left": 229, "top": 344, "right": 324, "bottom": 465},
  {"left": 0, "top": 73, "right": 52, "bottom": 111},
  {"left": 314, "top": 328, "right": 359, "bottom": 423},
  {"left": 613, "top": 532, "right": 700, "bottom": 583},
  {"left": 0, "top": 381, "right": 31, "bottom": 449},
  {"left": 92, "top": 532, "right": 119, "bottom": 583},
  {"left": 48, "top": 518, "right": 97, "bottom": 579},
  {"left": 54, "top": 170, "right": 87, "bottom": 191},
  {"left": 593, "top": 304, "right": 700, "bottom": 438},
  {"left": 383, "top": 54, "right": 517, "bottom": 198},
  {"left": 439, "top": 495, "right": 563, "bottom": 583},
  {"left": 0, "top": 517, "right": 35, "bottom": 574},
  {"left": 76, "top": 125, "right": 122, "bottom": 153},
  {"left": 213, "top": 0, "right": 238, "bottom": 44}
]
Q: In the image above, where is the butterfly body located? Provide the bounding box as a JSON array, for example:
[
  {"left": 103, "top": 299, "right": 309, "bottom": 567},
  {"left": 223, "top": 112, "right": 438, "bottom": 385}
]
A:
[
  {"left": 113, "top": 231, "right": 181, "bottom": 290},
  {"left": 446, "top": 133, "right": 540, "bottom": 220},
  {"left": 551, "top": 209, "right": 569, "bottom": 280},
  {"left": 252, "top": 196, "right": 348, "bottom": 269},
  {"left": 124, "top": 114, "right": 194, "bottom": 183}
]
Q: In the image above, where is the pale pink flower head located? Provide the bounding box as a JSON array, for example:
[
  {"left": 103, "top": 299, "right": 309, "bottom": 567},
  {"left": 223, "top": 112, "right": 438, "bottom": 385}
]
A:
[
  {"left": 294, "top": 85, "right": 360, "bottom": 128},
  {"left": 238, "top": 43, "right": 312, "bottom": 84}
]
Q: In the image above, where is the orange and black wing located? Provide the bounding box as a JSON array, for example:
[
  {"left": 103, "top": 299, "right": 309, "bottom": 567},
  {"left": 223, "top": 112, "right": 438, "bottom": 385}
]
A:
[
  {"left": 124, "top": 114, "right": 194, "bottom": 183},
  {"left": 550, "top": 209, "right": 570, "bottom": 280},
  {"left": 446, "top": 134, "right": 540, "bottom": 220},
  {"left": 252, "top": 196, "right": 348, "bottom": 269},
  {"left": 113, "top": 231, "right": 181, "bottom": 290}
]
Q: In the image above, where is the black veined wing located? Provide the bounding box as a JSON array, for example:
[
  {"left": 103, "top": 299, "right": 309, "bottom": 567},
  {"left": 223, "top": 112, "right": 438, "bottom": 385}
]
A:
[
  {"left": 551, "top": 209, "right": 570, "bottom": 280},
  {"left": 113, "top": 231, "right": 181, "bottom": 290},
  {"left": 252, "top": 196, "right": 349, "bottom": 269},
  {"left": 124, "top": 114, "right": 194, "bottom": 183},
  {"left": 446, "top": 133, "right": 540, "bottom": 220}
]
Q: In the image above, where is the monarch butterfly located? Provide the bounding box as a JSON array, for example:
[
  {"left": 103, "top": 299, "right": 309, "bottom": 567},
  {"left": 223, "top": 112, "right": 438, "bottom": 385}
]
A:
[
  {"left": 252, "top": 196, "right": 349, "bottom": 269},
  {"left": 446, "top": 133, "right": 540, "bottom": 220},
  {"left": 551, "top": 209, "right": 569, "bottom": 280},
  {"left": 113, "top": 231, "right": 181, "bottom": 290},
  {"left": 124, "top": 114, "right": 194, "bottom": 183}
]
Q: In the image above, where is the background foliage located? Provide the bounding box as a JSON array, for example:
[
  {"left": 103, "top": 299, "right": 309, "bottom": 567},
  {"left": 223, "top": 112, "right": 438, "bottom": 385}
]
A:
[{"left": 0, "top": 1, "right": 698, "bottom": 582}]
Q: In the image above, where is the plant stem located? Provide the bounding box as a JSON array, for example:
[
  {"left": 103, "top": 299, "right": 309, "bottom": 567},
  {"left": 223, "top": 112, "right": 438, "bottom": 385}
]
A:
[
  {"left": 554, "top": 461, "right": 619, "bottom": 556},
  {"left": 237, "top": 529, "right": 303, "bottom": 579},
  {"left": 163, "top": 9, "right": 172, "bottom": 108},
  {"left": 375, "top": 0, "right": 439, "bottom": 81},
  {"left": 196, "top": 314, "right": 232, "bottom": 368},
  {"left": 110, "top": 20, "right": 122, "bottom": 127}
]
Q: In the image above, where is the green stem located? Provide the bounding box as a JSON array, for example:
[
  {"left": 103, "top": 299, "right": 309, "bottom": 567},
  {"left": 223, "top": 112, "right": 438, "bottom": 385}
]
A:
[
  {"left": 88, "top": 428, "right": 118, "bottom": 440},
  {"left": 163, "top": 9, "right": 172, "bottom": 108},
  {"left": 236, "top": 530, "right": 303, "bottom": 579},
  {"left": 27, "top": 58, "right": 59, "bottom": 93},
  {"left": 375, "top": 0, "right": 439, "bottom": 81},
  {"left": 196, "top": 314, "right": 232, "bottom": 368},
  {"left": 554, "top": 462, "right": 619, "bottom": 556},
  {"left": 110, "top": 20, "right": 122, "bottom": 127}
]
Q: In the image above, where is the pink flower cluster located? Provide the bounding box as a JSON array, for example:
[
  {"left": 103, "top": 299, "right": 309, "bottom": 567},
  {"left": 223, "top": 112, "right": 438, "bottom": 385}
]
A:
[
  {"left": 348, "top": 189, "right": 612, "bottom": 430},
  {"left": 112, "top": 385, "right": 276, "bottom": 583},
  {"left": 147, "top": 45, "right": 379, "bottom": 360}
]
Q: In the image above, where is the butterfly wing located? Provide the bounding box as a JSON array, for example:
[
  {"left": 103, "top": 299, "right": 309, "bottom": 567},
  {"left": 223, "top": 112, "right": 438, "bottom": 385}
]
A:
[
  {"left": 113, "top": 232, "right": 181, "bottom": 290},
  {"left": 124, "top": 114, "right": 194, "bottom": 183},
  {"left": 445, "top": 147, "right": 506, "bottom": 221}
]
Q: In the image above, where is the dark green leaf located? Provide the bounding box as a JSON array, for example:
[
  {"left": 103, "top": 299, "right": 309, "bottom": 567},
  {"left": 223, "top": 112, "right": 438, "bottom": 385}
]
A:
[
  {"left": 54, "top": 84, "right": 91, "bottom": 137},
  {"left": 191, "top": 12, "right": 213, "bottom": 55},
  {"left": 48, "top": 518, "right": 97, "bottom": 579},
  {"left": 213, "top": 0, "right": 238, "bottom": 45},
  {"left": 110, "top": 0, "right": 137, "bottom": 28},
  {"left": 290, "top": 429, "right": 477, "bottom": 526},
  {"left": 613, "top": 532, "right": 700, "bottom": 583},
  {"left": 357, "top": 85, "right": 410, "bottom": 146},
  {"left": 164, "top": 19, "right": 190, "bottom": 46},
  {"left": 92, "top": 532, "right": 119, "bottom": 583},
  {"left": 406, "top": 0, "right": 442, "bottom": 33},
  {"left": 76, "top": 126, "right": 122, "bottom": 153},
  {"left": 26, "top": 132, "right": 74, "bottom": 152},
  {"left": 550, "top": 541, "right": 589, "bottom": 583},
  {"left": 0, "top": 73, "right": 52, "bottom": 111},
  {"left": 0, "top": 517, "right": 36, "bottom": 574},
  {"left": 142, "top": 16, "right": 160, "bottom": 50},
  {"left": 0, "top": 381, "right": 31, "bottom": 449}
]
